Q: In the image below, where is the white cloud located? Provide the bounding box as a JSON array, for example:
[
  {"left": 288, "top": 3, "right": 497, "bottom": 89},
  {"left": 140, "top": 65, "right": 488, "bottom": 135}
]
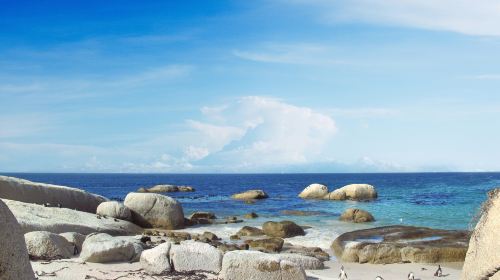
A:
[{"left": 292, "top": 0, "right": 500, "bottom": 36}]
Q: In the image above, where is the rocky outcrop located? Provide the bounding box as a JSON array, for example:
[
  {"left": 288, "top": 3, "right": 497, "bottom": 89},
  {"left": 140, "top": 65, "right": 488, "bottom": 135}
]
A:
[
  {"left": 0, "top": 175, "right": 107, "bottom": 213},
  {"left": 140, "top": 242, "right": 172, "bottom": 275},
  {"left": 231, "top": 190, "right": 268, "bottom": 200},
  {"left": 169, "top": 241, "right": 223, "bottom": 274},
  {"left": 220, "top": 250, "right": 306, "bottom": 280},
  {"left": 96, "top": 201, "right": 132, "bottom": 221},
  {"left": 3, "top": 199, "right": 142, "bottom": 235},
  {"left": 79, "top": 233, "right": 143, "bottom": 263},
  {"left": 262, "top": 221, "right": 305, "bottom": 238},
  {"left": 326, "top": 184, "right": 377, "bottom": 201},
  {"left": 339, "top": 208, "right": 375, "bottom": 223},
  {"left": 59, "top": 232, "right": 86, "bottom": 254},
  {"left": 0, "top": 199, "right": 35, "bottom": 280},
  {"left": 138, "top": 184, "right": 195, "bottom": 193},
  {"left": 237, "top": 226, "right": 264, "bottom": 237},
  {"left": 298, "top": 183, "right": 328, "bottom": 199},
  {"left": 462, "top": 188, "right": 500, "bottom": 280},
  {"left": 124, "top": 193, "right": 184, "bottom": 229},
  {"left": 331, "top": 225, "right": 469, "bottom": 264},
  {"left": 245, "top": 237, "right": 284, "bottom": 252},
  {"left": 24, "top": 231, "right": 74, "bottom": 260},
  {"left": 278, "top": 253, "right": 324, "bottom": 270}
]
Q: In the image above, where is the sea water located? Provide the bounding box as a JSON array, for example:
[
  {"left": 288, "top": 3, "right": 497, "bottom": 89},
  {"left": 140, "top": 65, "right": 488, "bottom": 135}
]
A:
[{"left": 5, "top": 172, "right": 499, "bottom": 249}]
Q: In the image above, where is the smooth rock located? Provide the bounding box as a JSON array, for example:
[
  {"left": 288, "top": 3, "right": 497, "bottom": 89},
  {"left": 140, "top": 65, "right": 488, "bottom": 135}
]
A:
[
  {"left": 140, "top": 242, "right": 172, "bottom": 275},
  {"left": 24, "top": 231, "right": 74, "bottom": 260},
  {"left": 262, "top": 221, "right": 305, "bottom": 238},
  {"left": 169, "top": 240, "right": 223, "bottom": 273},
  {"left": 298, "top": 183, "right": 329, "bottom": 199},
  {"left": 80, "top": 233, "right": 143, "bottom": 263},
  {"left": 323, "top": 189, "right": 346, "bottom": 200},
  {"left": 124, "top": 193, "right": 184, "bottom": 229},
  {"left": 281, "top": 243, "right": 330, "bottom": 262},
  {"left": 327, "top": 184, "right": 377, "bottom": 201},
  {"left": 231, "top": 189, "right": 268, "bottom": 200},
  {"left": 462, "top": 188, "right": 500, "bottom": 280},
  {"left": 339, "top": 208, "right": 375, "bottom": 223},
  {"left": 96, "top": 201, "right": 132, "bottom": 221},
  {"left": 237, "top": 226, "right": 264, "bottom": 237},
  {"left": 138, "top": 185, "right": 195, "bottom": 193},
  {"left": 245, "top": 237, "right": 284, "bottom": 253},
  {"left": 3, "top": 199, "right": 142, "bottom": 235},
  {"left": 59, "top": 232, "right": 86, "bottom": 254},
  {"left": 0, "top": 199, "right": 35, "bottom": 280},
  {"left": 0, "top": 175, "right": 107, "bottom": 213}
]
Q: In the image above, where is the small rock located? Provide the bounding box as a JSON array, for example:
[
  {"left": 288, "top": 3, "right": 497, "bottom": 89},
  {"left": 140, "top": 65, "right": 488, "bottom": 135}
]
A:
[
  {"left": 140, "top": 242, "right": 172, "bottom": 275},
  {"left": 170, "top": 240, "right": 223, "bottom": 274},
  {"left": 339, "top": 208, "right": 375, "bottom": 223},
  {"left": 245, "top": 237, "right": 284, "bottom": 253},
  {"left": 24, "top": 231, "right": 74, "bottom": 260},
  {"left": 80, "top": 233, "right": 143, "bottom": 263},
  {"left": 243, "top": 212, "right": 259, "bottom": 219},
  {"left": 231, "top": 190, "right": 268, "bottom": 200},
  {"left": 262, "top": 221, "right": 305, "bottom": 238},
  {"left": 298, "top": 183, "right": 329, "bottom": 199},
  {"left": 237, "top": 226, "right": 264, "bottom": 237}
]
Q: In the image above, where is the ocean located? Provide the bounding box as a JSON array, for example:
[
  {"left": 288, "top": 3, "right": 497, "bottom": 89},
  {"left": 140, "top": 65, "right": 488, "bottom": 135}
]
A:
[{"left": 4, "top": 172, "right": 499, "bottom": 249}]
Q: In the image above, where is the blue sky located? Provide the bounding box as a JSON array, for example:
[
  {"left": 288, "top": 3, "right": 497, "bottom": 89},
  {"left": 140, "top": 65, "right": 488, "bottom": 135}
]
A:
[{"left": 1, "top": 0, "right": 500, "bottom": 173}]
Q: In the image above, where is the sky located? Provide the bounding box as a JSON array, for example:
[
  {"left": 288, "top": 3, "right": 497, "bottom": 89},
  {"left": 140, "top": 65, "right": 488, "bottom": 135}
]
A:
[{"left": 1, "top": 0, "right": 500, "bottom": 173}]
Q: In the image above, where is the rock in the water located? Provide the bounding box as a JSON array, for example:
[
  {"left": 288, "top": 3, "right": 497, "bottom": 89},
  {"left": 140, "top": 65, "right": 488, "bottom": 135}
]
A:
[
  {"left": 169, "top": 240, "right": 223, "bottom": 273},
  {"left": 323, "top": 189, "right": 346, "bottom": 200},
  {"left": 96, "top": 201, "right": 132, "bottom": 221},
  {"left": 24, "top": 231, "right": 74, "bottom": 260},
  {"left": 339, "top": 208, "right": 375, "bottom": 223},
  {"left": 138, "top": 185, "right": 195, "bottom": 193},
  {"left": 3, "top": 199, "right": 142, "bottom": 235},
  {"left": 281, "top": 210, "right": 323, "bottom": 216},
  {"left": 0, "top": 199, "right": 35, "bottom": 280},
  {"left": 140, "top": 242, "right": 172, "bottom": 275},
  {"left": 221, "top": 250, "right": 306, "bottom": 280},
  {"left": 331, "top": 225, "right": 469, "bottom": 264},
  {"left": 262, "top": 221, "right": 305, "bottom": 238},
  {"left": 243, "top": 212, "right": 259, "bottom": 219},
  {"left": 462, "top": 188, "right": 500, "bottom": 280},
  {"left": 326, "top": 184, "right": 377, "bottom": 201},
  {"left": 231, "top": 189, "right": 268, "bottom": 200},
  {"left": 245, "top": 237, "right": 284, "bottom": 253},
  {"left": 80, "top": 233, "right": 143, "bottom": 263},
  {"left": 298, "top": 183, "right": 329, "bottom": 199},
  {"left": 178, "top": 186, "right": 195, "bottom": 192},
  {"left": 59, "top": 232, "right": 86, "bottom": 254},
  {"left": 237, "top": 226, "right": 264, "bottom": 237},
  {"left": 189, "top": 211, "right": 216, "bottom": 224},
  {"left": 0, "top": 175, "right": 107, "bottom": 213},
  {"left": 124, "top": 193, "right": 184, "bottom": 229},
  {"left": 278, "top": 253, "right": 324, "bottom": 270}
]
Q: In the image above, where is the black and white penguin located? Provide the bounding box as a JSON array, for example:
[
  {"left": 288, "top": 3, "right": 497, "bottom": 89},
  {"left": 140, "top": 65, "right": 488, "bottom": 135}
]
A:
[
  {"left": 375, "top": 276, "right": 384, "bottom": 280},
  {"left": 339, "top": 265, "right": 348, "bottom": 280},
  {"left": 434, "top": 265, "right": 442, "bottom": 277},
  {"left": 408, "top": 272, "right": 415, "bottom": 280}
]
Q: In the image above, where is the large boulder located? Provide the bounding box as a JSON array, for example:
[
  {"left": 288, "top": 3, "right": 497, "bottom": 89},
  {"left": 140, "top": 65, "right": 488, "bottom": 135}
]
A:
[
  {"left": 0, "top": 175, "right": 107, "bottom": 213},
  {"left": 278, "top": 253, "right": 324, "bottom": 270},
  {"left": 169, "top": 241, "right": 223, "bottom": 273},
  {"left": 220, "top": 250, "right": 306, "bottom": 280},
  {"left": 140, "top": 242, "right": 172, "bottom": 275},
  {"left": 237, "top": 226, "right": 264, "bottom": 237},
  {"left": 298, "top": 183, "right": 329, "bottom": 199},
  {"left": 0, "top": 199, "right": 35, "bottom": 280},
  {"left": 339, "top": 208, "right": 375, "bottom": 223},
  {"left": 262, "top": 221, "right": 305, "bottom": 238},
  {"left": 231, "top": 190, "right": 268, "bottom": 200},
  {"left": 24, "top": 231, "right": 74, "bottom": 260},
  {"left": 124, "top": 193, "right": 184, "bottom": 229},
  {"left": 79, "top": 233, "right": 143, "bottom": 263},
  {"left": 462, "top": 188, "right": 500, "bottom": 280},
  {"left": 326, "top": 184, "right": 377, "bottom": 201},
  {"left": 59, "top": 232, "right": 86, "bottom": 254},
  {"left": 331, "top": 225, "right": 469, "bottom": 264},
  {"left": 3, "top": 199, "right": 142, "bottom": 235},
  {"left": 96, "top": 201, "right": 132, "bottom": 221}
]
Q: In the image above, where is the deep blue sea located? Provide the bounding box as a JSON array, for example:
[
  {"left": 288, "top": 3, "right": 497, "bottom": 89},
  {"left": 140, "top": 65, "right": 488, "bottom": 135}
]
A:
[{"left": 4, "top": 172, "right": 499, "bottom": 248}]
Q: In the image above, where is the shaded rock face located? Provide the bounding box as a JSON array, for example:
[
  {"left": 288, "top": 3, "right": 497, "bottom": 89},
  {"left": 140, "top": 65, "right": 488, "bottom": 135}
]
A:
[
  {"left": 80, "top": 233, "right": 143, "bottom": 263},
  {"left": 24, "top": 231, "right": 74, "bottom": 260},
  {"left": 3, "top": 199, "right": 142, "bottom": 235},
  {"left": 59, "top": 232, "right": 86, "bottom": 254},
  {"left": 298, "top": 183, "right": 328, "bottom": 199},
  {"left": 245, "top": 238, "right": 284, "bottom": 253},
  {"left": 331, "top": 225, "right": 469, "bottom": 264},
  {"left": 339, "top": 208, "right": 375, "bottom": 223},
  {"left": 0, "top": 199, "right": 35, "bottom": 280},
  {"left": 237, "top": 226, "right": 264, "bottom": 237},
  {"left": 221, "top": 250, "right": 306, "bottom": 280},
  {"left": 169, "top": 241, "right": 224, "bottom": 274},
  {"left": 124, "top": 193, "right": 184, "bottom": 229},
  {"left": 326, "top": 184, "right": 378, "bottom": 201},
  {"left": 262, "top": 221, "right": 305, "bottom": 238},
  {"left": 96, "top": 201, "right": 132, "bottom": 221},
  {"left": 140, "top": 242, "right": 172, "bottom": 275},
  {"left": 231, "top": 190, "right": 268, "bottom": 200},
  {"left": 462, "top": 188, "right": 500, "bottom": 280},
  {"left": 138, "top": 185, "right": 195, "bottom": 193},
  {"left": 0, "top": 175, "right": 107, "bottom": 213}
]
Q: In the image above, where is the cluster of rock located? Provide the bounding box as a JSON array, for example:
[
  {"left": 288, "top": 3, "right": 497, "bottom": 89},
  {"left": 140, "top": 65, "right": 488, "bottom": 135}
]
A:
[
  {"left": 298, "top": 183, "right": 378, "bottom": 201},
  {"left": 137, "top": 184, "right": 195, "bottom": 193}
]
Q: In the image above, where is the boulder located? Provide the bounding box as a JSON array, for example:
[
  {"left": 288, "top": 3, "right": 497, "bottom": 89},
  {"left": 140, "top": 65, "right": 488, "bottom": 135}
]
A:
[
  {"left": 243, "top": 212, "right": 258, "bottom": 219},
  {"left": 262, "top": 221, "right": 305, "bottom": 238},
  {"left": 169, "top": 240, "right": 223, "bottom": 273},
  {"left": 237, "top": 226, "right": 264, "bottom": 237},
  {"left": 0, "top": 175, "right": 107, "bottom": 213},
  {"left": 3, "top": 199, "right": 142, "bottom": 235},
  {"left": 278, "top": 253, "right": 324, "bottom": 270},
  {"left": 0, "top": 199, "right": 35, "bottom": 280},
  {"left": 326, "top": 184, "right": 377, "bottom": 201},
  {"left": 178, "top": 186, "right": 195, "bottom": 192},
  {"left": 189, "top": 211, "right": 216, "bottom": 224},
  {"left": 323, "top": 189, "right": 346, "bottom": 200},
  {"left": 245, "top": 237, "right": 284, "bottom": 253},
  {"left": 462, "top": 188, "right": 500, "bottom": 280},
  {"left": 24, "top": 231, "right": 74, "bottom": 260},
  {"left": 220, "top": 250, "right": 306, "bottom": 280},
  {"left": 124, "top": 193, "right": 184, "bottom": 229},
  {"left": 140, "top": 242, "right": 172, "bottom": 275},
  {"left": 138, "top": 185, "right": 195, "bottom": 193},
  {"left": 339, "top": 208, "right": 375, "bottom": 223},
  {"left": 79, "top": 233, "right": 143, "bottom": 263},
  {"left": 298, "top": 183, "right": 329, "bottom": 199},
  {"left": 281, "top": 243, "right": 330, "bottom": 261},
  {"left": 59, "top": 232, "right": 86, "bottom": 254},
  {"left": 331, "top": 225, "right": 469, "bottom": 264},
  {"left": 231, "top": 190, "right": 268, "bottom": 200},
  {"left": 96, "top": 201, "right": 132, "bottom": 221}
]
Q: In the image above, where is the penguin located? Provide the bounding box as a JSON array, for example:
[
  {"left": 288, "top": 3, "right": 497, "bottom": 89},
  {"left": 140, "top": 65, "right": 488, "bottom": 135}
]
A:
[
  {"left": 96, "top": 214, "right": 102, "bottom": 219},
  {"left": 434, "top": 265, "right": 442, "bottom": 277},
  {"left": 408, "top": 272, "right": 415, "bottom": 280},
  {"left": 57, "top": 203, "right": 62, "bottom": 208},
  {"left": 339, "top": 265, "right": 348, "bottom": 280},
  {"left": 375, "top": 276, "right": 384, "bottom": 280}
]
